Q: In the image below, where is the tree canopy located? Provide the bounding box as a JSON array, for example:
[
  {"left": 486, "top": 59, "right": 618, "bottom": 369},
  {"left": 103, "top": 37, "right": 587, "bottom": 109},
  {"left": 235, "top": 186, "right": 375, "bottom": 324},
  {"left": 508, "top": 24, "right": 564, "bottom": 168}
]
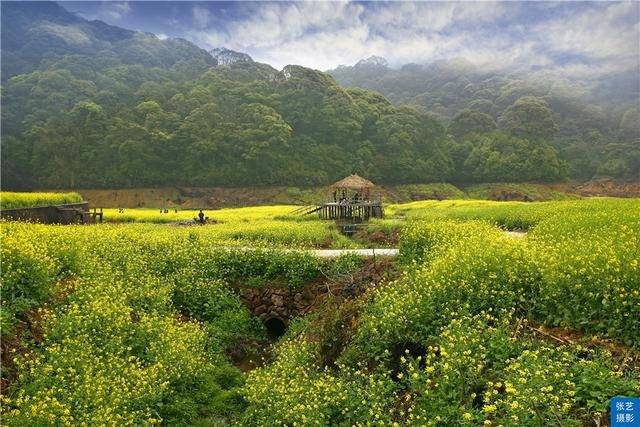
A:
[
  {"left": 330, "top": 58, "right": 640, "bottom": 181},
  {"left": 1, "top": 2, "right": 636, "bottom": 189}
]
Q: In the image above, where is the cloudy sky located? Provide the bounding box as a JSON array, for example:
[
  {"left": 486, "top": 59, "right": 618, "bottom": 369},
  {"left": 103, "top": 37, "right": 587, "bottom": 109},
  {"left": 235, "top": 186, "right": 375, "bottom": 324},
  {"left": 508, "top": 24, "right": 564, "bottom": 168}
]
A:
[{"left": 60, "top": 1, "right": 640, "bottom": 76}]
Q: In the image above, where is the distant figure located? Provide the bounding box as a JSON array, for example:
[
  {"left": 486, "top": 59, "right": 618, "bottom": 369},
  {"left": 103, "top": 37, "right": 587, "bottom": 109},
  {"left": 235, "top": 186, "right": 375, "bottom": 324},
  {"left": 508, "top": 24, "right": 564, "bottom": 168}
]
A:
[
  {"left": 164, "top": 208, "right": 169, "bottom": 214},
  {"left": 195, "top": 209, "right": 206, "bottom": 224},
  {"left": 174, "top": 208, "right": 178, "bottom": 213},
  {"left": 160, "top": 209, "right": 163, "bottom": 213}
]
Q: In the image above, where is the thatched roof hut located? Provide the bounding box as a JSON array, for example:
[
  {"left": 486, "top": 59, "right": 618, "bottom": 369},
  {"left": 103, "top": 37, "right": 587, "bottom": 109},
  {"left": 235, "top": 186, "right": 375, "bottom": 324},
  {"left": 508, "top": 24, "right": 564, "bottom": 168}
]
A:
[
  {"left": 331, "top": 174, "right": 375, "bottom": 190},
  {"left": 297, "top": 174, "right": 382, "bottom": 220}
]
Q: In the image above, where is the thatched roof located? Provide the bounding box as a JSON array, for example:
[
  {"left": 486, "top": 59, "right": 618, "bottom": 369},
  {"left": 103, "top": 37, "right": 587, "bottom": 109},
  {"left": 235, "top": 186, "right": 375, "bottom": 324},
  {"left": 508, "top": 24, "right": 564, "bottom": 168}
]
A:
[{"left": 331, "top": 174, "right": 375, "bottom": 189}]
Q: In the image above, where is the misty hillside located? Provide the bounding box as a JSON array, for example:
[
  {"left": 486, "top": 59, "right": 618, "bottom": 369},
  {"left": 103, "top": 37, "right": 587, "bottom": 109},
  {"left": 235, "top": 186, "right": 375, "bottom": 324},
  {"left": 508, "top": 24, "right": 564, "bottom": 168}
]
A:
[
  {"left": 329, "top": 56, "right": 639, "bottom": 138},
  {"left": 1, "top": 1, "right": 216, "bottom": 80},
  {"left": 1, "top": 1, "right": 639, "bottom": 190},
  {"left": 329, "top": 56, "right": 640, "bottom": 180}
]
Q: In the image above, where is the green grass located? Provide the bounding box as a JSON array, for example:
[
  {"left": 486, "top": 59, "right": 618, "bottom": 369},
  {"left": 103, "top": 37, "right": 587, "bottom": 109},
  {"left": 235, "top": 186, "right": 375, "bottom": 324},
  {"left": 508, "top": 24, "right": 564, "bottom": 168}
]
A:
[{"left": 0, "top": 192, "right": 83, "bottom": 210}]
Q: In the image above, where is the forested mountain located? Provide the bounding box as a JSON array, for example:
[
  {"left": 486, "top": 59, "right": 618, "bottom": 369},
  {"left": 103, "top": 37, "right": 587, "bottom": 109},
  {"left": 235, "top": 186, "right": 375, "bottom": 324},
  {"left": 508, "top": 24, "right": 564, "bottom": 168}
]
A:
[
  {"left": 1, "top": 1, "right": 637, "bottom": 190},
  {"left": 330, "top": 57, "right": 640, "bottom": 180},
  {"left": 0, "top": 1, "right": 216, "bottom": 80}
]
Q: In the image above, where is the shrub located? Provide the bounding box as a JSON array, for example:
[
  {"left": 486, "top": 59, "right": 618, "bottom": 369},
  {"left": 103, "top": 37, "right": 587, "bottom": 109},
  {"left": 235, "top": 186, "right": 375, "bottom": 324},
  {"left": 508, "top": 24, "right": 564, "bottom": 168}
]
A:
[
  {"left": 0, "top": 232, "right": 59, "bottom": 334},
  {"left": 0, "top": 192, "right": 83, "bottom": 209}
]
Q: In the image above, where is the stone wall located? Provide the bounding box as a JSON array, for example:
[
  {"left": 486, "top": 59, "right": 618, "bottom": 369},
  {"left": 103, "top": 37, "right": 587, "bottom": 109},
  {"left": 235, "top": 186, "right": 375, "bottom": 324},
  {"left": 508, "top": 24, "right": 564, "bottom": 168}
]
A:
[
  {"left": 236, "top": 284, "right": 321, "bottom": 327},
  {"left": 0, "top": 202, "right": 91, "bottom": 224},
  {"left": 235, "top": 258, "right": 394, "bottom": 332}
]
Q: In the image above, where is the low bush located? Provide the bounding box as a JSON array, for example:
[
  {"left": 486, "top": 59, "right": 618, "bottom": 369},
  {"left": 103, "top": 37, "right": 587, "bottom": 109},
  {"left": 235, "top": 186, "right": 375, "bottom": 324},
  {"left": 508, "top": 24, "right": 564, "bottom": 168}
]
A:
[
  {"left": 0, "top": 192, "right": 83, "bottom": 210},
  {"left": 0, "top": 232, "right": 59, "bottom": 334}
]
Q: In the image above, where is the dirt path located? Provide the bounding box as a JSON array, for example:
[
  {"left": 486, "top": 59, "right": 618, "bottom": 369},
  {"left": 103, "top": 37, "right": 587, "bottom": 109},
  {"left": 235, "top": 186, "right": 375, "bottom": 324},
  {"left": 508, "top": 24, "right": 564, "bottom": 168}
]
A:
[
  {"left": 292, "top": 230, "right": 526, "bottom": 258},
  {"left": 504, "top": 231, "right": 527, "bottom": 239},
  {"left": 309, "top": 248, "right": 399, "bottom": 257}
]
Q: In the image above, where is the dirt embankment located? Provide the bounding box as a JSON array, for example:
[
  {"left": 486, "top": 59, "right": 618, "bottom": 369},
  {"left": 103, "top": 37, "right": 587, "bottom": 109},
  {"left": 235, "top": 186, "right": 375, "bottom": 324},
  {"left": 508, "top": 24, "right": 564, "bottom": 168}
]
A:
[
  {"left": 573, "top": 179, "right": 640, "bottom": 198},
  {"left": 59, "top": 179, "right": 639, "bottom": 209},
  {"left": 74, "top": 186, "right": 326, "bottom": 209}
]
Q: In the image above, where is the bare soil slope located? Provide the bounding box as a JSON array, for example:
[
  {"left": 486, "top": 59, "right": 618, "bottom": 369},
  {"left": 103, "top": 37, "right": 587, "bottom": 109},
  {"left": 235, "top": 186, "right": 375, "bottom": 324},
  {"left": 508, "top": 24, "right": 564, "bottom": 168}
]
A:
[{"left": 49, "top": 180, "right": 639, "bottom": 208}]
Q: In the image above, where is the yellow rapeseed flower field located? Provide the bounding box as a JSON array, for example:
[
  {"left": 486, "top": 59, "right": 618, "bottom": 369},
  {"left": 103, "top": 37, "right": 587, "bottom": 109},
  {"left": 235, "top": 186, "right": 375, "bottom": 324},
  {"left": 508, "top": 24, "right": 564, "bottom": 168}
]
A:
[{"left": 1, "top": 197, "right": 639, "bottom": 425}]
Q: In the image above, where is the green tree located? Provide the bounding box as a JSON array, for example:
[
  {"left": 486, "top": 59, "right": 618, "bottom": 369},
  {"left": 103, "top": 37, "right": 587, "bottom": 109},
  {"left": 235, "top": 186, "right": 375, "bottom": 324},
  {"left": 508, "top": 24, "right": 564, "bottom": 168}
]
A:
[
  {"left": 30, "top": 101, "right": 106, "bottom": 187},
  {"left": 464, "top": 133, "right": 565, "bottom": 182},
  {"left": 498, "top": 96, "right": 558, "bottom": 139},
  {"left": 234, "top": 103, "right": 292, "bottom": 184},
  {"left": 447, "top": 109, "right": 496, "bottom": 139},
  {"left": 619, "top": 107, "right": 640, "bottom": 141}
]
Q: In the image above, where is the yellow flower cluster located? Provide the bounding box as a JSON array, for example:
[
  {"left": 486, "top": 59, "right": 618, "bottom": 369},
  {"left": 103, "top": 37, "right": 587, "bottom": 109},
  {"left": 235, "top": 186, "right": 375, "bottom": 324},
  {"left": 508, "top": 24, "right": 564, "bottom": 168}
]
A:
[
  {"left": 100, "top": 205, "right": 355, "bottom": 248},
  {"left": 245, "top": 198, "right": 639, "bottom": 425},
  {"left": 1, "top": 221, "right": 258, "bottom": 425},
  {"left": 244, "top": 338, "right": 398, "bottom": 425}
]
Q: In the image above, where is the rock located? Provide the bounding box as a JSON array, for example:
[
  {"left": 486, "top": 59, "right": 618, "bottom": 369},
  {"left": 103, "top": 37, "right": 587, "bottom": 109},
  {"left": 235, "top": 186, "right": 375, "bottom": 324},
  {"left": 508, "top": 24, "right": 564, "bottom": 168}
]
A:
[
  {"left": 255, "top": 305, "right": 267, "bottom": 315},
  {"left": 271, "top": 294, "right": 284, "bottom": 307},
  {"left": 210, "top": 47, "right": 253, "bottom": 66},
  {"left": 239, "top": 288, "right": 254, "bottom": 299},
  {"left": 303, "top": 289, "right": 315, "bottom": 301}
]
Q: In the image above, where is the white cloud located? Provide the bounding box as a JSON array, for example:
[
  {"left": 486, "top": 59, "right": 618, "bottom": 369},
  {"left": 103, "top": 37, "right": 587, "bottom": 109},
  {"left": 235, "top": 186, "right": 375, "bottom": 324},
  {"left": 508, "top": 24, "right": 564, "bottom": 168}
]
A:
[
  {"left": 101, "top": 1, "right": 130, "bottom": 21},
  {"left": 192, "top": 5, "right": 211, "bottom": 30},
  {"left": 535, "top": 3, "right": 639, "bottom": 80},
  {"left": 538, "top": 3, "right": 637, "bottom": 58},
  {"left": 184, "top": 1, "right": 639, "bottom": 78}
]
